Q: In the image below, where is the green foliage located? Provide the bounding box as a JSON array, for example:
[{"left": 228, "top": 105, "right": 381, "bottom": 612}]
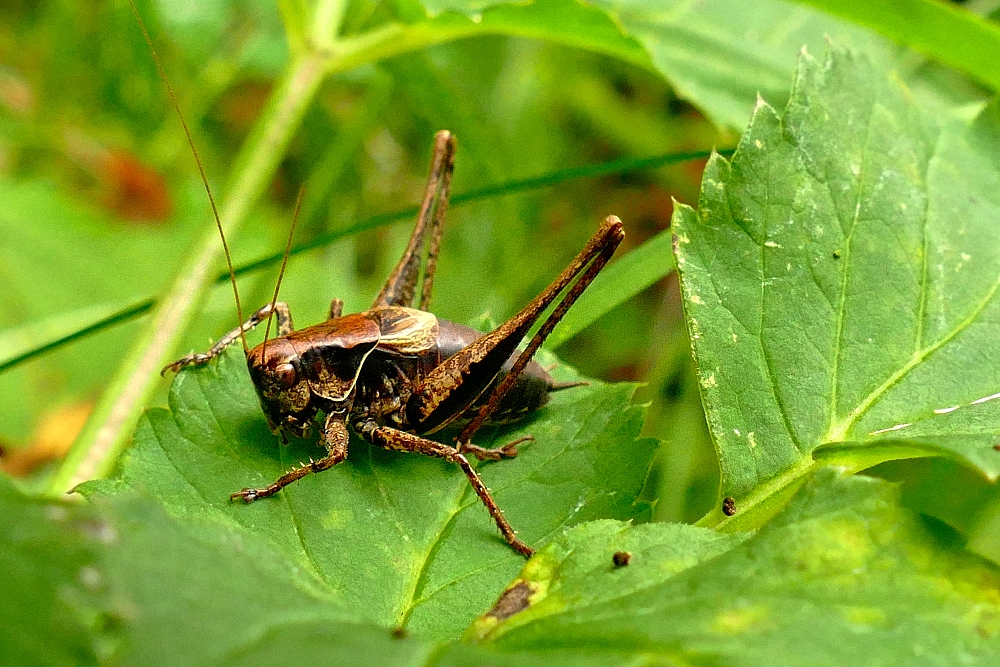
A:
[
  {"left": 674, "top": 46, "right": 1000, "bottom": 532},
  {"left": 6, "top": 0, "right": 1000, "bottom": 664},
  {"left": 81, "top": 345, "right": 655, "bottom": 641},
  {"left": 799, "top": 0, "right": 1000, "bottom": 90},
  {"left": 10, "top": 466, "right": 1000, "bottom": 665},
  {"left": 470, "top": 470, "right": 1000, "bottom": 664}
]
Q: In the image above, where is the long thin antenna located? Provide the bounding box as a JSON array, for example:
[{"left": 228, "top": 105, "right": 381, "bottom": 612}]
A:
[
  {"left": 264, "top": 186, "right": 304, "bottom": 344},
  {"left": 126, "top": 0, "right": 248, "bottom": 355}
]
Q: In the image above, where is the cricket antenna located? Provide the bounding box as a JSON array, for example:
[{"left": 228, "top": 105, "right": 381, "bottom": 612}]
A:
[
  {"left": 126, "top": 0, "right": 249, "bottom": 355},
  {"left": 264, "top": 186, "right": 304, "bottom": 344}
]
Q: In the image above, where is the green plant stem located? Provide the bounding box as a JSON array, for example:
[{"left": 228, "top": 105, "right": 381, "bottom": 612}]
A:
[
  {"left": 47, "top": 53, "right": 328, "bottom": 496},
  {"left": 312, "top": 0, "right": 349, "bottom": 49}
]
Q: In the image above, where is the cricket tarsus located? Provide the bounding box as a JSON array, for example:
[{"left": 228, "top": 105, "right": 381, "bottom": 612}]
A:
[
  {"left": 462, "top": 436, "right": 533, "bottom": 462},
  {"left": 231, "top": 415, "right": 348, "bottom": 502},
  {"left": 165, "top": 131, "right": 624, "bottom": 558},
  {"left": 357, "top": 420, "right": 533, "bottom": 556}
]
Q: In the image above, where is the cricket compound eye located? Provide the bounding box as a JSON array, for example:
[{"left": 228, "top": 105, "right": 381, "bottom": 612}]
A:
[{"left": 273, "top": 362, "right": 297, "bottom": 388}]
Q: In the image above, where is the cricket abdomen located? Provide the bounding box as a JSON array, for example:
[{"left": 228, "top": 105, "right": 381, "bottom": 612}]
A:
[
  {"left": 435, "top": 320, "right": 554, "bottom": 426},
  {"left": 356, "top": 310, "right": 566, "bottom": 433}
]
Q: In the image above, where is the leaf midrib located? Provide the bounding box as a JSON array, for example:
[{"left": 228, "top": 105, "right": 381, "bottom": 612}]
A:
[
  {"left": 825, "top": 132, "right": 1000, "bottom": 442},
  {"left": 395, "top": 474, "right": 469, "bottom": 628},
  {"left": 826, "top": 106, "right": 874, "bottom": 440}
]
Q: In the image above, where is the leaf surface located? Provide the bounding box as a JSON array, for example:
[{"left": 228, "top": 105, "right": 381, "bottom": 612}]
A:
[
  {"left": 468, "top": 470, "right": 1000, "bottom": 666},
  {"left": 590, "top": 0, "right": 878, "bottom": 128},
  {"left": 84, "top": 346, "right": 655, "bottom": 641},
  {"left": 673, "top": 47, "right": 1000, "bottom": 521},
  {"left": 426, "top": 0, "right": 878, "bottom": 129},
  {"left": 416, "top": 0, "right": 984, "bottom": 130},
  {"left": 15, "top": 469, "right": 1000, "bottom": 665},
  {"left": 0, "top": 476, "right": 444, "bottom": 667},
  {"left": 797, "top": 0, "right": 1000, "bottom": 91}
]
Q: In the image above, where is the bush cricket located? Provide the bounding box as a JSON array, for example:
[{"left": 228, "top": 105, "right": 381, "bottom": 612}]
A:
[{"left": 134, "top": 4, "right": 624, "bottom": 558}]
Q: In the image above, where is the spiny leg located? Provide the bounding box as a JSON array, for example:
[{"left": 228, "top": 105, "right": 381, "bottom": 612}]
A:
[
  {"left": 373, "top": 131, "right": 456, "bottom": 309},
  {"left": 357, "top": 420, "right": 533, "bottom": 557},
  {"left": 417, "top": 136, "right": 451, "bottom": 311},
  {"left": 456, "top": 217, "right": 623, "bottom": 451},
  {"left": 231, "top": 415, "right": 348, "bottom": 502},
  {"left": 404, "top": 217, "right": 624, "bottom": 452},
  {"left": 162, "top": 302, "right": 294, "bottom": 374},
  {"left": 459, "top": 436, "right": 535, "bottom": 462}
]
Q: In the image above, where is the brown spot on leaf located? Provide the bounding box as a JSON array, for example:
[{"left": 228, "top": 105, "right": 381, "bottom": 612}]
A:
[
  {"left": 723, "top": 497, "right": 737, "bottom": 516},
  {"left": 485, "top": 581, "right": 534, "bottom": 622},
  {"left": 612, "top": 551, "right": 631, "bottom": 567}
]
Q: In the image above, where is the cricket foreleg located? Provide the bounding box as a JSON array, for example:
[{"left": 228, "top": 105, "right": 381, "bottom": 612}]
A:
[
  {"left": 356, "top": 421, "right": 534, "bottom": 557},
  {"left": 231, "top": 415, "right": 348, "bottom": 503},
  {"left": 162, "top": 302, "right": 293, "bottom": 374}
]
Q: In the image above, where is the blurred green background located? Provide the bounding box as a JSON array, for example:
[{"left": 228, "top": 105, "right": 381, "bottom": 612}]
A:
[{"left": 0, "top": 0, "right": 725, "bottom": 520}]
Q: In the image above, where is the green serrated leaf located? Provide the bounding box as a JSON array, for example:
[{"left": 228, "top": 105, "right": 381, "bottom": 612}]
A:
[
  {"left": 83, "top": 345, "right": 655, "bottom": 641},
  {"left": 673, "top": 46, "right": 1000, "bottom": 518},
  {"left": 468, "top": 470, "right": 1000, "bottom": 665}
]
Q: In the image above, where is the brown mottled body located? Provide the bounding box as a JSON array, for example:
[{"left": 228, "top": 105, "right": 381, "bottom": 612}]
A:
[
  {"left": 355, "top": 314, "right": 557, "bottom": 433},
  {"left": 165, "top": 131, "right": 624, "bottom": 557}
]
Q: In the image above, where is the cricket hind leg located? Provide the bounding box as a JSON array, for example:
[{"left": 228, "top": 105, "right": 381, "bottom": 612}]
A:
[
  {"left": 460, "top": 436, "right": 534, "bottom": 462},
  {"left": 373, "top": 131, "right": 456, "bottom": 310},
  {"left": 162, "top": 301, "right": 294, "bottom": 374},
  {"left": 404, "top": 217, "right": 624, "bottom": 450},
  {"left": 231, "top": 415, "right": 348, "bottom": 503},
  {"left": 455, "top": 217, "right": 623, "bottom": 451},
  {"left": 356, "top": 420, "right": 533, "bottom": 556}
]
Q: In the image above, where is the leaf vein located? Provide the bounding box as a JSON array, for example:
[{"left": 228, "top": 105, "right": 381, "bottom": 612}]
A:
[
  {"left": 827, "top": 106, "right": 875, "bottom": 432},
  {"left": 394, "top": 472, "right": 467, "bottom": 628}
]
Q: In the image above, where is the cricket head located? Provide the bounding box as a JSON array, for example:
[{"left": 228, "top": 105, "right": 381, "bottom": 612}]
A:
[
  {"left": 246, "top": 315, "right": 382, "bottom": 440},
  {"left": 246, "top": 338, "right": 315, "bottom": 439}
]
